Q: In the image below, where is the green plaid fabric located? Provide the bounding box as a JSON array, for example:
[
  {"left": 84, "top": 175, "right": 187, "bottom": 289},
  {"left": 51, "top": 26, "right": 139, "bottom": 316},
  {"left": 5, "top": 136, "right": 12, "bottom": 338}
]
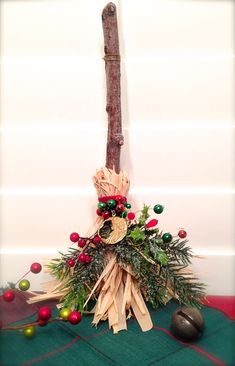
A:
[{"left": 0, "top": 301, "right": 234, "bottom": 366}]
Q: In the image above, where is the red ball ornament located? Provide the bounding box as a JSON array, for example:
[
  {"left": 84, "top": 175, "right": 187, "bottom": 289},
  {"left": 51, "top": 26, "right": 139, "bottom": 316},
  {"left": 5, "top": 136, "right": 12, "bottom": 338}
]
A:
[
  {"left": 78, "top": 253, "right": 86, "bottom": 263},
  {"left": 116, "top": 203, "right": 125, "bottom": 213},
  {"left": 70, "top": 232, "right": 80, "bottom": 243},
  {"left": 85, "top": 255, "right": 92, "bottom": 263},
  {"left": 68, "top": 310, "right": 82, "bottom": 325},
  {"left": 67, "top": 258, "right": 75, "bottom": 267},
  {"left": 96, "top": 208, "right": 102, "bottom": 216},
  {"left": 78, "top": 239, "right": 86, "bottom": 248},
  {"left": 102, "top": 211, "right": 111, "bottom": 220},
  {"left": 38, "top": 306, "right": 52, "bottom": 321},
  {"left": 146, "top": 219, "right": 158, "bottom": 228},
  {"left": 127, "top": 212, "right": 135, "bottom": 220},
  {"left": 115, "top": 195, "right": 124, "bottom": 203},
  {"left": 92, "top": 235, "right": 101, "bottom": 245},
  {"left": 30, "top": 262, "right": 42, "bottom": 274},
  {"left": 178, "top": 230, "right": 187, "bottom": 239},
  {"left": 3, "top": 289, "right": 15, "bottom": 302}
]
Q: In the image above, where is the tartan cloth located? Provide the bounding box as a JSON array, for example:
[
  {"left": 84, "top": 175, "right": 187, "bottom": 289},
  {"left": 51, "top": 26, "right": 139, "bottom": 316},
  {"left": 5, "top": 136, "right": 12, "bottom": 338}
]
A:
[{"left": 0, "top": 294, "right": 235, "bottom": 366}]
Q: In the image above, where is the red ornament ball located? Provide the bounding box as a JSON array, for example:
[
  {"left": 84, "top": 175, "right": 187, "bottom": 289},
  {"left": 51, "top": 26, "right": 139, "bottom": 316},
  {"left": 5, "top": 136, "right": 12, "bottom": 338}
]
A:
[
  {"left": 102, "top": 211, "right": 111, "bottom": 220},
  {"left": 38, "top": 306, "right": 52, "bottom": 321},
  {"left": 146, "top": 219, "right": 158, "bottom": 228},
  {"left": 116, "top": 203, "right": 125, "bottom": 213},
  {"left": 30, "top": 262, "right": 42, "bottom": 274},
  {"left": 68, "top": 310, "right": 82, "bottom": 325},
  {"left": 127, "top": 212, "right": 135, "bottom": 220},
  {"left": 67, "top": 258, "right": 75, "bottom": 267},
  {"left": 178, "top": 230, "right": 187, "bottom": 239},
  {"left": 70, "top": 232, "right": 80, "bottom": 243},
  {"left": 78, "top": 239, "right": 86, "bottom": 248},
  {"left": 96, "top": 208, "right": 102, "bottom": 216},
  {"left": 85, "top": 255, "right": 92, "bottom": 263},
  {"left": 78, "top": 253, "right": 86, "bottom": 263},
  {"left": 92, "top": 235, "right": 101, "bottom": 245},
  {"left": 115, "top": 195, "right": 124, "bottom": 203},
  {"left": 3, "top": 290, "right": 15, "bottom": 302}
]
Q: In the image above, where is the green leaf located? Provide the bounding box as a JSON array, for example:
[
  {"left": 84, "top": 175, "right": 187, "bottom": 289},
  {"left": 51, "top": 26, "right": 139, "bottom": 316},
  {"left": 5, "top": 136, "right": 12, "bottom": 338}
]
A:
[
  {"left": 139, "top": 204, "right": 150, "bottom": 225},
  {"left": 128, "top": 227, "right": 145, "bottom": 242},
  {"left": 156, "top": 250, "right": 169, "bottom": 265}
]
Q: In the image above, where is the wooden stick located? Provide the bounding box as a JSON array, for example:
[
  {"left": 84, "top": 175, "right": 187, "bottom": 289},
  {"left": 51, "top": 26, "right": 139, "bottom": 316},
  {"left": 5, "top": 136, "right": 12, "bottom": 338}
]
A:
[{"left": 102, "top": 2, "right": 124, "bottom": 173}]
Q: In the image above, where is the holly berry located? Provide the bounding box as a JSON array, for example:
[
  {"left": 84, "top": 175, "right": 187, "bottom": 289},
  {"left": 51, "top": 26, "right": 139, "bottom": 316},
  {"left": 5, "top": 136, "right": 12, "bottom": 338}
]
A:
[
  {"left": 178, "top": 230, "right": 187, "bottom": 239},
  {"left": 30, "top": 262, "right": 42, "bottom": 274},
  {"left": 115, "top": 195, "right": 124, "bottom": 203},
  {"left": 102, "top": 211, "right": 111, "bottom": 220},
  {"left": 96, "top": 208, "right": 102, "bottom": 216},
  {"left": 59, "top": 307, "right": 72, "bottom": 321},
  {"left": 23, "top": 326, "right": 36, "bottom": 339},
  {"left": 78, "top": 253, "right": 86, "bottom": 263},
  {"left": 67, "top": 258, "right": 75, "bottom": 267},
  {"left": 68, "top": 310, "right": 82, "bottom": 325},
  {"left": 107, "top": 199, "right": 116, "bottom": 209},
  {"left": 146, "top": 219, "right": 158, "bottom": 228},
  {"left": 153, "top": 204, "right": 164, "bottom": 214},
  {"left": 125, "top": 203, "right": 131, "bottom": 209},
  {"left": 85, "top": 255, "right": 92, "bottom": 263},
  {"left": 127, "top": 212, "right": 135, "bottom": 220},
  {"left": 92, "top": 235, "right": 101, "bottom": 245},
  {"left": 98, "top": 202, "right": 106, "bottom": 210},
  {"left": 78, "top": 238, "right": 86, "bottom": 248},
  {"left": 19, "top": 279, "right": 30, "bottom": 291},
  {"left": 162, "top": 233, "right": 173, "bottom": 243},
  {"left": 38, "top": 306, "right": 52, "bottom": 321},
  {"left": 116, "top": 203, "right": 125, "bottom": 213},
  {"left": 3, "top": 290, "right": 15, "bottom": 302},
  {"left": 70, "top": 232, "right": 80, "bottom": 243}
]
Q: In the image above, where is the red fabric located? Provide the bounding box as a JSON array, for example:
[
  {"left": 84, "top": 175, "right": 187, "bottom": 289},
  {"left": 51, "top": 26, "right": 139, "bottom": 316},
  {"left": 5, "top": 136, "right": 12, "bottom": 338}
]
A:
[{"left": 203, "top": 296, "right": 235, "bottom": 320}]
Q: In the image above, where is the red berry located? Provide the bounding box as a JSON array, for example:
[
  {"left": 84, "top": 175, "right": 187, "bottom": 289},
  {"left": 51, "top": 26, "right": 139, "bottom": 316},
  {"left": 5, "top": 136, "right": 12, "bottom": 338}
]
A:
[
  {"left": 85, "top": 255, "right": 92, "bottom": 263},
  {"left": 146, "top": 219, "right": 158, "bottom": 228},
  {"left": 78, "top": 239, "right": 86, "bottom": 248},
  {"left": 78, "top": 253, "right": 86, "bottom": 263},
  {"left": 70, "top": 232, "right": 80, "bottom": 243},
  {"left": 127, "top": 212, "right": 135, "bottom": 220},
  {"left": 116, "top": 203, "right": 125, "bottom": 213},
  {"left": 115, "top": 195, "right": 124, "bottom": 203},
  {"left": 92, "top": 235, "right": 101, "bottom": 245},
  {"left": 67, "top": 258, "right": 75, "bottom": 267},
  {"left": 30, "top": 262, "right": 42, "bottom": 274},
  {"left": 3, "top": 290, "right": 15, "bottom": 302},
  {"left": 68, "top": 310, "right": 82, "bottom": 325},
  {"left": 178, "top": 230, "right": 187, "bottom": 238},
  {"left": 38, "top": 306, "right": 51, "bottom": 321},
  {"left": 96, "top": 208, "right": 102, "bottom": 216},
  {"left": 102, "top": 211, "right": 111, "bottom": 220}
]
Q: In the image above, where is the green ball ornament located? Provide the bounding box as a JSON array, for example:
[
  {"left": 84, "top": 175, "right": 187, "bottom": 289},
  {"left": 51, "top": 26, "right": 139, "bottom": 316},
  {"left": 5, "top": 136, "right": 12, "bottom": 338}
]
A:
[
  {"left": 154, "top": 204, "right": 164, "bottom": 214},
  {"left": 23, "top": 326, "right": 36, "bottom": 339},
  {"left": 19, "top": 279, "right": 30, "bottom": 291},
  {"left": 125, "top": 203, "right": 131, "bottom": 209},
  {"left": 122, "top": 211, "right": 127, "bottom": 218},
  {"left": 98, "top": 202, "right": 106, "bottom": 211},
  {"left": 59, "top": 307, "right": 72, "bottom": 321},
  {"left": 162, "top": 233, "right": 172, "bottom": 243},
  {"left": 107, "top": 199, "right": 116, "bottom": 209}
]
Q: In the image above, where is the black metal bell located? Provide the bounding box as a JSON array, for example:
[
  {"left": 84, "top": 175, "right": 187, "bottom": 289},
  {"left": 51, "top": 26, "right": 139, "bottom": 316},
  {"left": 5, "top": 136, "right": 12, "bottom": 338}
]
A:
[{"left": 171, "top": 306, "right": 205, "bottom": 341}]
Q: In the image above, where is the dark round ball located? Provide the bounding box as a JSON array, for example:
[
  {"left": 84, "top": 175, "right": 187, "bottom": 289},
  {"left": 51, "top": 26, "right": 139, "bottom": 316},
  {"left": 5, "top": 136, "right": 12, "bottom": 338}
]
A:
[
  {"left": 171, "top": 306, "right": 204, "bottom": 342},
  {"left": 153, "top": 204, "right": 164, "bottom": 214},
  {"left": 162, "top": 232, "right": 172, "bottom": 243}
]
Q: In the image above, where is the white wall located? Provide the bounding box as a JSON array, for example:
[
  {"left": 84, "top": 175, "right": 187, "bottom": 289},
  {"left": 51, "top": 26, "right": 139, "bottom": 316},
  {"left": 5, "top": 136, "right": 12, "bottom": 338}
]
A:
[{"left": 0, "top": 0, "right": 234, "bottom": 294}]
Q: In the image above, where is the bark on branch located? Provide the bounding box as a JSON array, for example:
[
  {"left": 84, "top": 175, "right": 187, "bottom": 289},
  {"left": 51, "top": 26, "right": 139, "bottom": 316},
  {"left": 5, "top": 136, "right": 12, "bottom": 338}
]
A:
[{"left": 102, "top": 2, "right": 123, "bottom": 174}]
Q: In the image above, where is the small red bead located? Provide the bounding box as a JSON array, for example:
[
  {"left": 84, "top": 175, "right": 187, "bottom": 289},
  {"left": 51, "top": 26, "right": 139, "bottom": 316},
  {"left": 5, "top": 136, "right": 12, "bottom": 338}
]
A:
[
  {"left": 38, "top": 306, "right": 52, "bottom": 321},
  {"left": 127, "top": 212, "right": 135, "bottom": 220},
  {"left": 30, "top": 262, "right": 42, "bottom": 274},
  {"left": 115, "top": 195, "right": 124, "bottom": 203},
  {"left": 116, "top": 203, "right": 125, "bottom": 213},
  {"left": 96, "top": 208, "right": 102, "bottom": 216},
  {"left": 78, "top": 239, "right": 86, "bottom": 248},
  {"left": 85, "top": 255, "right": 92, "bottom": 263},
  {"left": 102, "top": 211, "right": 111, "bottom": 220},
  {"left": 70, "top": 232, "right": 80, "bottom": 243},
  {"left": 3, "top": 290, "right": 15, "bottom": 302},
  {"left": 68, "top": 310, "right": 82, "bottom": 325},
  {"left": 146, "top": 219, "right": 158, "bottom": 228},
  {"left": 178, "top": 230, "right": 187, "bottom": 238},
  {"left": 92, "top": 235, "right": 101, "bottom": 245},
  {"left": 78, "top": 253, "right": 86, "bottom": 263},
  {"left": 67, "top": 258, "right": 75, "bottom": 267}
]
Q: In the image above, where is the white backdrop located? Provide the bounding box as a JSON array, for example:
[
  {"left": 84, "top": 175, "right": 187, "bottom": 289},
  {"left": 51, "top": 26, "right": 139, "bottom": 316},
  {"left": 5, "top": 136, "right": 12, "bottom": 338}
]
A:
[{"left": 0, "top": 0, "right": 234, "bottom": 294}]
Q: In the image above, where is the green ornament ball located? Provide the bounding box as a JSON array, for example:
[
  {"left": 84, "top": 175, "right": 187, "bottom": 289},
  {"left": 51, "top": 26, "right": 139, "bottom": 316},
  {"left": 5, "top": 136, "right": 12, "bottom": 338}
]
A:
[
  {"left": 19, "top": 279, "right": 30, "bottom": 291},
  {"left": 122, "top": 211, "right": 127, "bottom": 218},
  {"left": 23, "top": 326, "right": 36, "bottom": 339},
  {"left": 125, "top": 203, "right": 131, "bottom": 209},
  {"left": 107, "top": 199, "right": 116, "bottom": 209},
  {"left": 162, "top": 233, "right": 172, "bottom": 243},
  {"left": 98, "top": 202, "right": 106, "bottom": 210},
  {"left": 154, "top": 204, "right": 164, "bottom": 214},
  {"left": 59, "top": 307, "right": 72, "bottom": 321}
]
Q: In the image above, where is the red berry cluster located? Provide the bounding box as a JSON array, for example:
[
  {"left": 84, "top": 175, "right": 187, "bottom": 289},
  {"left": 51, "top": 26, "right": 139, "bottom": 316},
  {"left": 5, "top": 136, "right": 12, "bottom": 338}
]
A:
[{"left": 96, "top": 195, "right": 134, "bottom": 220}]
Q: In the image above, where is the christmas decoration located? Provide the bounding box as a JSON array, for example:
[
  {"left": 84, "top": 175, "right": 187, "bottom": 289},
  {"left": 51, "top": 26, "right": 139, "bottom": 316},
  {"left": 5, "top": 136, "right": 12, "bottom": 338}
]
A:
[
  {"left": 19, "top": 279, "right": 30, "bottom": 291},
  {"left": 153, "top": 204, "right": 164, "bottom": 214},
  {"left": 30, "top": 262, "right": 42, "bottom": 274},
  {"left": 3, "top": 290, "right": 15, "bottom": 302},
  {"left": 23, "top": 326, "right": 36, "bottom": 339},
  {"left": 171, "top": 306, "right": 204, "bottom": 341}
]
